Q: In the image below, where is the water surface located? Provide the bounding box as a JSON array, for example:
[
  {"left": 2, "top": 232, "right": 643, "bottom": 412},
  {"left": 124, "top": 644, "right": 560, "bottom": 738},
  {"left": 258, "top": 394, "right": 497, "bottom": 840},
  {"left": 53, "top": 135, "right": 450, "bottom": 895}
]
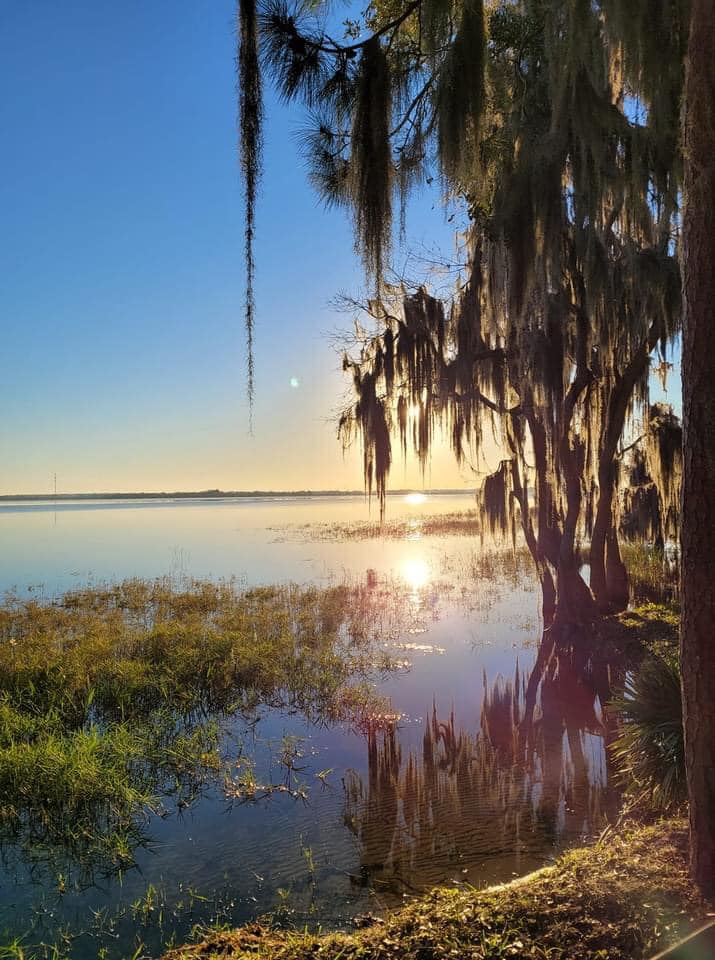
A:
[{"left": 0, "top": 495, "right": 621, "bottom": 957}]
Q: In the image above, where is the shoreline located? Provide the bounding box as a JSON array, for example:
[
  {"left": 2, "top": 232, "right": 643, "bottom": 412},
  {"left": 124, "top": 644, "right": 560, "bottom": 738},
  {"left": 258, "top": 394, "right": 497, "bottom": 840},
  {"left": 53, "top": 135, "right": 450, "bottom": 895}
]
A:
[
  {"left": 163, "top": 820, "right": 706, "bottom": 960},
  {"left": 0, "top": 489, "right": 474, "bottom": 504}
]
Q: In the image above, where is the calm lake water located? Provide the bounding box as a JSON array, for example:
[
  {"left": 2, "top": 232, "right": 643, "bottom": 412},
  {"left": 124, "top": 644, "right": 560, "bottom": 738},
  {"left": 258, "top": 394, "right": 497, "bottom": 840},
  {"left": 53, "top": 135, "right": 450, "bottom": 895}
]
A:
[{"left": 0, "top": 495, "right": 621, "bottom": 958}]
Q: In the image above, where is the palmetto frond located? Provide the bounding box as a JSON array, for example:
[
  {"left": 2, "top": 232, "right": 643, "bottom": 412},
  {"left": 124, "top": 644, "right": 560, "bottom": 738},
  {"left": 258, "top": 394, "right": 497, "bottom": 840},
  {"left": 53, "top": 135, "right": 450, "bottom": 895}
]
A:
[{"left": 611, "top": 655, "right": 685, "bottom": 810}]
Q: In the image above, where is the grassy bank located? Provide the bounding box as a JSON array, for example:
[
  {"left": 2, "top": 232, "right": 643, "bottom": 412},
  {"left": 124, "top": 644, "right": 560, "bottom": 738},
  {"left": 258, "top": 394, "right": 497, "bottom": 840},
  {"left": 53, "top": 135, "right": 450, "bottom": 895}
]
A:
[
  {"left": 165, "top": 820, "right": 706, "bottom": 960},
  {"left": 597, "top": 601, "right": 679, "bottom": 655}
]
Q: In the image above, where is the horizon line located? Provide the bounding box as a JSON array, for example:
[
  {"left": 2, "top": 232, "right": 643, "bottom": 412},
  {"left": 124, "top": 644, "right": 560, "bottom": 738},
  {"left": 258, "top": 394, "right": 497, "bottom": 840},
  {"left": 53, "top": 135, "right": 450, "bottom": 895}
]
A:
[{"left": 0, "top": 487, "right": 476, "bottom": 503}]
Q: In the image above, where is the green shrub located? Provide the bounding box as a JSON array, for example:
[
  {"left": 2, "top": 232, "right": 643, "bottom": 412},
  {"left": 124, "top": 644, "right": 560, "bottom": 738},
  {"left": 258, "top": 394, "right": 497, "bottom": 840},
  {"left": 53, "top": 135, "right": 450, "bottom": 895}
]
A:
[{"left": 611, "top": 653, "right": 684, "bottom": 810}]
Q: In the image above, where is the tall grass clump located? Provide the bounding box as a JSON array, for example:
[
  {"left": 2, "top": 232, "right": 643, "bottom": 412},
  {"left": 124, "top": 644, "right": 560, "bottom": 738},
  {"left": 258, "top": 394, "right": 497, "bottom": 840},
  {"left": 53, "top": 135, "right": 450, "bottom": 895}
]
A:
[{"left": 621, "top": 541, "right": 679, "bottom": 604}]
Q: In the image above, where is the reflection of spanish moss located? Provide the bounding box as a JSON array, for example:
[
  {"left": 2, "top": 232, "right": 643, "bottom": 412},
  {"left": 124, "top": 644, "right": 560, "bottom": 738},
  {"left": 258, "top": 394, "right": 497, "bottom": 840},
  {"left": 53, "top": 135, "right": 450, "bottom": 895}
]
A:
[
  {"left": 344, "top": 635, "right": 622, "bottom": 895},
  {"left": 344, "top": 707, "right": 529, "bottom": 896}
]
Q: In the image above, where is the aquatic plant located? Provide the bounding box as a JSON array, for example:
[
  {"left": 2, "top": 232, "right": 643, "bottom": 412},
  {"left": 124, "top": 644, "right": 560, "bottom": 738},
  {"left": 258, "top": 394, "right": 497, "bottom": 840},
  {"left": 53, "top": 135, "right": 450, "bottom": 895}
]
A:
[
  {"left": 271, "top": 510, "right": 481, "bottom": 542},
  {"left": 0, "top": 578, "right": 393, "bottom": 879}
]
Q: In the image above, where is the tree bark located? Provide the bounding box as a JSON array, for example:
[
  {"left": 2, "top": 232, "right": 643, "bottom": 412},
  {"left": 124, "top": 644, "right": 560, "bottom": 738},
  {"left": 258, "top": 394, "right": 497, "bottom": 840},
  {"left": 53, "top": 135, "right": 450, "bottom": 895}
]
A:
[
  {"left": 556, "top": 430, "right": 597, "bottom": 628},
  {"left": 604, "top": 524, "right": 629, "bottom": 610},
  {"left": 556, "top": 304, "right": 598, "bottom": 627},
  {"left": 590, "top": 337, "right": 652, "bottom": 612},
  {"left": 681, "top": 0, "right": 715, "bottom": 900},
  {"left": 507, "top": 423, "right": 558, "bottom": 628}
]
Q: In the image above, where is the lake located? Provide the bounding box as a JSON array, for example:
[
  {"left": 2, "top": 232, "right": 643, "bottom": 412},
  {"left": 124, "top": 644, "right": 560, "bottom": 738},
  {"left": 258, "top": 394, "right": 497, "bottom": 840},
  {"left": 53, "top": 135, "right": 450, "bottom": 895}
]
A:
[{"left": 0, "top": 495, "right": 621, "bottom": 958}]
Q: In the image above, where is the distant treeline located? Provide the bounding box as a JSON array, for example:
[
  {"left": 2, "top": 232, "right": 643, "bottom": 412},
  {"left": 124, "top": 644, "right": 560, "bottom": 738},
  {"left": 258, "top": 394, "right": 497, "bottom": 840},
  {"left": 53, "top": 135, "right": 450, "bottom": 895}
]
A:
[{"left": 0, "top": 489, "right": 471, "bottom": 503}]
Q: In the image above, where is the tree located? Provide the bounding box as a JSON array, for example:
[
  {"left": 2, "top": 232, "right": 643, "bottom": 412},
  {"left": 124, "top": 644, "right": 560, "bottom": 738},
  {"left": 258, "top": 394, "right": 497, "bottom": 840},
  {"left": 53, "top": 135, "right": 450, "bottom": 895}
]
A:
[
  {"left": 681, "top": 0, "right": 715, "bottom": 899},
  {"left": 242, "top": 0, "right": 680, "bottom": 632},
  {"left": 239, "top": 0, "right": 715, "bottom": 892},
  {"left": 239, "top": 0, "right": 715, "bottom": 902}
]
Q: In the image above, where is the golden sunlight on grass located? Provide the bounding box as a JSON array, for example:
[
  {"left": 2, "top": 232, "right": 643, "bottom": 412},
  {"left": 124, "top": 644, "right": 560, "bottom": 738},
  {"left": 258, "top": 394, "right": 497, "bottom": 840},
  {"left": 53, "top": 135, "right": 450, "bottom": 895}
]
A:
[{"left": 165, "top": 820, "right": 708, "bottom": 960}]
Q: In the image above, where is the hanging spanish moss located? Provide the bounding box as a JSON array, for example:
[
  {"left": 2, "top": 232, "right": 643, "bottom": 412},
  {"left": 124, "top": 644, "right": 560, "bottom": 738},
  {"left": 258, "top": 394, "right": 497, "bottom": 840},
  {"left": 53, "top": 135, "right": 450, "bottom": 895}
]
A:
[
  {"left": 421, "top": 0, "right": 453, "bottom": 57},
  {"left": 481, "top": 460, "right": 516, "bottom": 545},
  {"left": 619, "top": 404, "right": 682, "bottom": 545},
  {"left": 645, "top": 403, "right": 683, "bottom": 538},
  {"left": 621, "top": 476, "right": 662, "bottom": 543},
  {"left": 237, "top": 0, "right": 263, "bottom": 413},
  {"left": 350, "top": 37, "right": 393, "bottom": 281},
  {"left": 436, "top": 0, "right": 485, "bottom": 182}
]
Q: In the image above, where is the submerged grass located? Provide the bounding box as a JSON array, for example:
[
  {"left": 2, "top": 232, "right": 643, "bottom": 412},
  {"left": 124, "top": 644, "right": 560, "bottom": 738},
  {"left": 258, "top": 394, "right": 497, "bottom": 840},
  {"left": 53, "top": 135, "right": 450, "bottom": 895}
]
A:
[
  {"left": 164, "top": 820, "right": 706, "bottom": 960},
  {"left": 0, "top": 578, "right": 394, "bottom": 876}
]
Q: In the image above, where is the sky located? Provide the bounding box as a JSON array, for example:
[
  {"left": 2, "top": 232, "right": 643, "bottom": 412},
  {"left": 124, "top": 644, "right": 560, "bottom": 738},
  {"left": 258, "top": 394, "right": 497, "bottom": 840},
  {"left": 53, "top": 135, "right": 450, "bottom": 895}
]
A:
[
  {"left": 0, "top": 2, "right": 679, "bottom": 496},
  {"left": 0, "top": 0, "right": 480, "bottom": 496}
]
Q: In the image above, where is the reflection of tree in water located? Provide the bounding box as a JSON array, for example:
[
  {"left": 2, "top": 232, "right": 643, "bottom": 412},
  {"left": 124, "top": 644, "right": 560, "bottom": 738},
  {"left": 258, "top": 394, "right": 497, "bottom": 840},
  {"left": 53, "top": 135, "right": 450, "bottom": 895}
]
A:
[{"left": 343, "top": 634, "right": 623, "bottom": 896}]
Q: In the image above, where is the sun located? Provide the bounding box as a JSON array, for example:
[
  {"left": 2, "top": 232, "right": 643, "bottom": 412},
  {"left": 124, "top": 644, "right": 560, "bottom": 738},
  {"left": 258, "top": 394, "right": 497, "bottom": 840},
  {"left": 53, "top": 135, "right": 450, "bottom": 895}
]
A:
[{"left": 404, "top": 492, "right": 427, "bottom": 505}]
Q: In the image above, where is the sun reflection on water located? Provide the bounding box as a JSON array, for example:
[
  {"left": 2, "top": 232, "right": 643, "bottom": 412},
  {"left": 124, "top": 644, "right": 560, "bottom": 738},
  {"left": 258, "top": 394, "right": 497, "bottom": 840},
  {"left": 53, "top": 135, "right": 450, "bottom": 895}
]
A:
[
  {"left": 401, "top": 556, "right": 430, "bottom": 591},
  {"left": 404, "top": 517, "right": 423, "bottom": 541}
]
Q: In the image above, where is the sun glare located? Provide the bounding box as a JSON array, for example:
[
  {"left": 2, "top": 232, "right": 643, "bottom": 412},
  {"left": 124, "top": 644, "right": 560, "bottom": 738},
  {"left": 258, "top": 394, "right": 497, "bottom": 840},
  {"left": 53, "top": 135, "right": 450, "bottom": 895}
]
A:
[
  {"left": 404, "top": 492, "right": 427, "bottom": 505},
  {"left": 402, "top": 557, "right": 430, "bottom": 590}
]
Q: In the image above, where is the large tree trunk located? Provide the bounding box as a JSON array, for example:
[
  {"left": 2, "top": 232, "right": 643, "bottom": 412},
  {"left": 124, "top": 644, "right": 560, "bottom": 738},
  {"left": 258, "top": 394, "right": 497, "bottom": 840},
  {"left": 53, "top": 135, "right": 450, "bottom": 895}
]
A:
[
  {"left": 681, "top": 0, "right": 715, "bottom": 900},
  {"left": 590, "top": 470, "right": 630, "bottom": 614},
  {"left": 556, "top": 432, "right": 598, "bottom": 629},
  {"left": 507, "top": 416, "right": 558, "bottom": 628},
  {"left": 605, "top": 525, "right": 629, "bottom": 610},
  {"left": 589, "top": 463, "right": 617, "bottom": 611},
  {"left": 590, "top": 339, "right": 652, "bottom": 612},
  {"left": 555, "top": 301, "right": 598, "bottom": 629}
]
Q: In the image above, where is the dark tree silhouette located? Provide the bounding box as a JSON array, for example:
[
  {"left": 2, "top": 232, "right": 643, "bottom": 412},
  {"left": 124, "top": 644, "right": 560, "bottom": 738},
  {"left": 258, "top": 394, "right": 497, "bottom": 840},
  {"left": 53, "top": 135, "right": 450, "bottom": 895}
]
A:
[
  {"left": 681, "top": 0, "right": 715, "bottom": 900},
  {"left": 236, "top": 0, "right": 682, "bottom": 629},
  {"left": 237, "top": 0, "right": 715, "bottom": 894}
]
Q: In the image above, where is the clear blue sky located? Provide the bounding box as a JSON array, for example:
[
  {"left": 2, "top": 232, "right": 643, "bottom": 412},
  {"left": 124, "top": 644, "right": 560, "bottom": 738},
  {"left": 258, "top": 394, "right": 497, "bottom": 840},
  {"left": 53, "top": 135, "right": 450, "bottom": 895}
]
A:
[
  {"left": 0, "top": 1, "right": 678, "bottom": 495},
  {"left": 0, "top": 0, "right": 475, "bottom": 494}
]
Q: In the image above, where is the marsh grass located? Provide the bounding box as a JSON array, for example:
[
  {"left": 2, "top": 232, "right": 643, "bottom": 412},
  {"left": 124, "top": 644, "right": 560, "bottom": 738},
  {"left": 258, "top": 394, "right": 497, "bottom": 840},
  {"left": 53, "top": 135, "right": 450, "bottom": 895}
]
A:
[
  {"left": 0, "top": 578, "right": 395, "bottom": 878},
  {"left": 270, "top": 511, "right": 480, "bottom": 542},
  {"left": 596, "top": 602, "right": 679, "bottom": 659},
  {"left": 621, "top": 542, "right": 679, "bottom": 604}
]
